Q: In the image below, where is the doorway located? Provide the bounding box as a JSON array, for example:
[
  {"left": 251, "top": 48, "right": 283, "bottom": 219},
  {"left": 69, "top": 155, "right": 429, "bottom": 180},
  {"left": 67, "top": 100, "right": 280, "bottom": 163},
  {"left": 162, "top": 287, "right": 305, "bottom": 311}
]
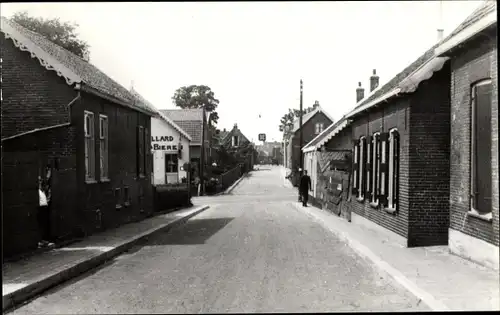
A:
[{"left": 165, "top": 153, "right": 179, "bottom": 184}]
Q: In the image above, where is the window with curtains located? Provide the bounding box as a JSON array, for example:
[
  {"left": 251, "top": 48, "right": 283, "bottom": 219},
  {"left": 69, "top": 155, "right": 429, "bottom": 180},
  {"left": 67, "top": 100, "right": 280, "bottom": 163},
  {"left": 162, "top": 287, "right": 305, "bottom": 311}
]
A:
[
  {"left": 470, "top": 79, "right": 493, "bottom": 215},
  {"left": 84, "top": 111, "right": 95, "bottom": 181},
  {"left": 387, "top": 129, "right": 400, "bottom": 210},
  {"left": 99, "top": 115, "right": 109, "bottom": 180}
]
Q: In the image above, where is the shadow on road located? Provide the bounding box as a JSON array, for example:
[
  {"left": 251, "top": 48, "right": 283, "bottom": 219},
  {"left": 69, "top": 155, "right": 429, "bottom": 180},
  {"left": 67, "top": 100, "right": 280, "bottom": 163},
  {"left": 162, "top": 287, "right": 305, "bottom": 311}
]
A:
[{"left": 145, "top": 217, "right": 235, "bottom": 245}]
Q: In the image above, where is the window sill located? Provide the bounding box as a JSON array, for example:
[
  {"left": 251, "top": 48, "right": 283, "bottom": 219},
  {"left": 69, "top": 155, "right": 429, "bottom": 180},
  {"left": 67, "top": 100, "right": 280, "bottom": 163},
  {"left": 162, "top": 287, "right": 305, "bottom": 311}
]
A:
[
  {"left": 370, "top": 202, "right": 379, "bottom": 209},
  {"left": 384, "top": 207, "right": 397, "bottom": 214},
  {"left": 356, "top": 197, "right": 364, "bottom": 203},
  {"left": 467, "top": 209, "right": 493, "bottom": 222},
  {"left": 85, "top": 179, "right": 98, "bottom": 185},
  {"left": 124, "top": 201, "right": 130, "bottom": 207},
  {"left": 138, "top": 175, "right": 146, "bottom": 180},
  {"left": 100, "top": 178, "right": 110, "bottom": 183},
  {"left": 115, "top": 205, "right": 122, "bottom": 210}
]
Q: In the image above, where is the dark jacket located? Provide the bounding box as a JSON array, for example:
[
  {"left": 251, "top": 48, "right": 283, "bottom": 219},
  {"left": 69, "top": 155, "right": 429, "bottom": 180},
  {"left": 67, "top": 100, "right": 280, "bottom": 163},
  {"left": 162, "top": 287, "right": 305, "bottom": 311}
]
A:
[{"left": 300, "top": 175, "right": 311, "bottom": 192}]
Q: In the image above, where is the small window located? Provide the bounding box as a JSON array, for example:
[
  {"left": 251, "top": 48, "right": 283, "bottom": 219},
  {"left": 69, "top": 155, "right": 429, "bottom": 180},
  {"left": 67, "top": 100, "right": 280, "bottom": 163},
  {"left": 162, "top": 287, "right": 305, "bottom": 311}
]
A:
[
  {"left": 232, "top": 136, "right": 239, "bottom": 147},
  {"left": 99, "top": 115, "right": 109, "bottom": 180},
  {"left": 84, "top": 111, "right": 95, "bottom": 181},
  {"left": 315, "top": 123, "right": 324, "bottom": 134}
]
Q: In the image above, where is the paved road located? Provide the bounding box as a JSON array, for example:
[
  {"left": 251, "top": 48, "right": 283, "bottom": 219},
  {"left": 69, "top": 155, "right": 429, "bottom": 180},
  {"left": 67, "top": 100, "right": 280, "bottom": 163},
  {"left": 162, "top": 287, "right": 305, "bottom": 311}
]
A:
[{"left": 9, "top": 166, "right": 428, "bottom": 314}]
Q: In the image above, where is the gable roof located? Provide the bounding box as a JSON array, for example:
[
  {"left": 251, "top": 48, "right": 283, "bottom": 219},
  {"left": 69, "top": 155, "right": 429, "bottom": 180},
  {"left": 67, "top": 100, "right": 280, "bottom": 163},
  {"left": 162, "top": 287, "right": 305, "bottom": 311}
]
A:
[
  {"left": 130, "top": 89, "right": 191, "bottom": 141},
  {"left": 221, "top": 125, "right": 250, "bottom": 147},
  {"left": 291, "top": 106, "right": 334, "bottom": 133},
  {"left": 160, "top": 109, "right": 204, "bottom": 122},
  {"left": 161, "top": 109, "right": 204, "bottom": 144},
  {"left": 302, "top": 116, "right": 351, "bottom": 152},
  {"left": 0, "top": 17, "right": 155, "bottom": 116},
  {"left": 435, "top": 0, "right": 496, "bottom": 56}
]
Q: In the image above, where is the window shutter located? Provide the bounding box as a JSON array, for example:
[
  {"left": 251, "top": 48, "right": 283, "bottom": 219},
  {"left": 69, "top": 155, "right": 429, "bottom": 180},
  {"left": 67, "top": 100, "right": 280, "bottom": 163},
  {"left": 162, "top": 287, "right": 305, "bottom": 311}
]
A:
[
  {"left": 136, "top": 126, "right": 140, "bottom": 176},
  {"left": 361, "top": 137, "right": 367, "bottom": 199},
  {"left": 352, "top": 139, "right": 360, "bottom": 195},
  {"left": 393, "top": 131, "right": 400, "bottom": 209},
  {"left": 379, "top": 132, "right": 389, "bottom": 207},
  {"left": 145, "top": 128, "right": 150, "bottom": 176},
  {"left": 366, "top": 135, "right": 373, "bottom": 201}
]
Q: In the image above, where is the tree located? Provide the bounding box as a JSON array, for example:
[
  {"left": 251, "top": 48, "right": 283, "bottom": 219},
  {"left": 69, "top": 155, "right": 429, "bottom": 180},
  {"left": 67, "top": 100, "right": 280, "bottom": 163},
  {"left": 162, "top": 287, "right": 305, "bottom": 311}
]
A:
[
  {"left": 12, "top": 11, "right": 90, "bottom": 60},
  {"left": 172, "top": 85, "right": 220, "bottom": 127}
]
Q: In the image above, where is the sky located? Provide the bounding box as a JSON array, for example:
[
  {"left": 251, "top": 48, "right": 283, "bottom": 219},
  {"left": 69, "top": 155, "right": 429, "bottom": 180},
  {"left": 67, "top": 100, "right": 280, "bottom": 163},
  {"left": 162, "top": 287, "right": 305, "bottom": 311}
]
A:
[{"left": 1, "top": 1, "right": 482, "bottom": 143}]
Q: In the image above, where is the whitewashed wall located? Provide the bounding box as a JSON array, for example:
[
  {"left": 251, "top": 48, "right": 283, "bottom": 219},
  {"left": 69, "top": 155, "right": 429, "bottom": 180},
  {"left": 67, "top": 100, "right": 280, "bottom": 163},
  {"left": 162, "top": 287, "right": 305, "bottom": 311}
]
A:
[{"left": 151, "top": 117, "right": 190, "bottom": 186}]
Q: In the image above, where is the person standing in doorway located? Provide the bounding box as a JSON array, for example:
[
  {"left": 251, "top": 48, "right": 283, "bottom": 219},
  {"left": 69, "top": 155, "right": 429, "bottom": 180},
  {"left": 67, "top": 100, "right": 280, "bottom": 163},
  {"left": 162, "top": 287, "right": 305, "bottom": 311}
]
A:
[
  {"left": 300, "top": 170, "right": 312, "bottom": 207},
  {"left": 38, "top": 166, "right": 54, "bottom": 248}
]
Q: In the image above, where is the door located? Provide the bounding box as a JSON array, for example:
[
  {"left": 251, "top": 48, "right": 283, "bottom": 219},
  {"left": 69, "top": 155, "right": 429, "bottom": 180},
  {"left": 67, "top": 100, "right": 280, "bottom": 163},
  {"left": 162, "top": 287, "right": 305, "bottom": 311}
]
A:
[{"left": 165, "top": 153, "right": 179, "bottom": 184}]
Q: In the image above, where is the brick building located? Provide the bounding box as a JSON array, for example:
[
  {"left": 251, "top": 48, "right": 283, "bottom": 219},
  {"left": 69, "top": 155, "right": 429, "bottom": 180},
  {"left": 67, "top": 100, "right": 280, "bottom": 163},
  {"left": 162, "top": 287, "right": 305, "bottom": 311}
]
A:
[
  {"left": 285, "top": 101, "right": 334, "bottom": 177},
  {"left": 434, "top": 0, "right": 498, "bottom": 270},
  {"left": 1, "top": 17, "right": 156, "bottom": 257}
]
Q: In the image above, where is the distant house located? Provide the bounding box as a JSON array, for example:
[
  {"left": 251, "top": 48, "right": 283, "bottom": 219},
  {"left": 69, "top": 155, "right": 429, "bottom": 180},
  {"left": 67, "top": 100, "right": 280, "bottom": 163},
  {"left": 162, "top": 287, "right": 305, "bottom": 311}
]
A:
[
  {"left": 434, "top": 0, "right": 498, "bottom": 270},
  {"left": 161, "top": 108, "right": 211, "bottom": 182},
  {"left": 130, "top": 89, "right": 192, "bottom": 186},
  {"left": 285, "top": 101, "right": 334, "bottom": 176},
  {"left": 1, "top": 17, "right": 156, "bottom": 257},
  {"left": 220, "top": 123, "right": 251, "bottom": 150}
]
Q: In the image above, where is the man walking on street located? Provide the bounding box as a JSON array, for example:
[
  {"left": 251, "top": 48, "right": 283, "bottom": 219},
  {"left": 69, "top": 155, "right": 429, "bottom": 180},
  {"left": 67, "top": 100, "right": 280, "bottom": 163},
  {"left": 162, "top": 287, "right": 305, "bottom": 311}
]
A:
[{"left": 300, "top": 170, "right": 312, "bottom": 207}]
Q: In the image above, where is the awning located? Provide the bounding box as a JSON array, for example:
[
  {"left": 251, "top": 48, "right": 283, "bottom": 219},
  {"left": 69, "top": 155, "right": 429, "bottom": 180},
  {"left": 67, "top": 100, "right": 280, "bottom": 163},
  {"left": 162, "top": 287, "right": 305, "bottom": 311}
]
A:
[{"left": 398, "top": 57, "right": 450, "bottom": 93}]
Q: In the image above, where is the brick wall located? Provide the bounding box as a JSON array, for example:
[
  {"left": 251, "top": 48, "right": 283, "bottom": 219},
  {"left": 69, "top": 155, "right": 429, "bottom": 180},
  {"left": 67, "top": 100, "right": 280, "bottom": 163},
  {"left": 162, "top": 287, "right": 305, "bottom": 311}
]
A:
[
  {"left": 408, "top": 63, "right": 451, "bottom": 247},
  {"left": 350, "top": 98, "right": 411, "bottom": 240},
  {"left": 1, "top": 35, "right": 74, "bottom": 139},
  {"left": 75, "top": 93, "right": 154, "bottom": 236},
  {"left": 449, "top": 32, "right": 499, "bottom": 247}
]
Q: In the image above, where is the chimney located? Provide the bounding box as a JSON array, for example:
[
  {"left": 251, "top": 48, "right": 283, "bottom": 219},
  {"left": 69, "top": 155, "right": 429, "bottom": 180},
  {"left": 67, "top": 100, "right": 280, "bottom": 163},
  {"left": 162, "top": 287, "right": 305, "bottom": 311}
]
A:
[
  {"left": 234, "top": 123, "right": 237, "bottom": 129},
  {"left": 223, "top": 128, "right": 226, "bottom": 132},
  {"left": 370, "top": 69, "right": 379, "bottom": 92},
  {"left": 356, "top": 82, "right": 365, "bottom": 103},
  {"left": 437, "top": 1, "right": 444, "bottom": 42},
  {"left": 313, "top": 100, "right": 319, "bottom": 109}
]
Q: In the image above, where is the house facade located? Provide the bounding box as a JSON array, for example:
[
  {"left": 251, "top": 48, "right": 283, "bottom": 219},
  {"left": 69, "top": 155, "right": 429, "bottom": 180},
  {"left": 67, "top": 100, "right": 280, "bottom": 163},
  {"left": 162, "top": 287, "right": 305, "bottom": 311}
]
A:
[
  {"left": 434, "top": 0, "right": 498, "bottom": 270},
  {"left": 1, "top": 17, "right": 156, "bottom": 257},
  {"left": 161, "top": 109, "right": 211, "bottom": 185},
  {"left": 148, "top": 109, "right": 191, "bottom": 186},
  {"left": 285, "top": 102, "right": 334, "bottom": 174},
  {"left": 221, "top": 123, "right": 250, "bottom": 150}
]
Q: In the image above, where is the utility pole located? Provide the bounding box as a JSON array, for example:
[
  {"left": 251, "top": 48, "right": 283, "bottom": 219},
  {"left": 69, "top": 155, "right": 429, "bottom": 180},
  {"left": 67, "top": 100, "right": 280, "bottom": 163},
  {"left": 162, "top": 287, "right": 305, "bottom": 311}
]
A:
[{"left": 299, "top": 79, "right": 304, "bottom": 174}]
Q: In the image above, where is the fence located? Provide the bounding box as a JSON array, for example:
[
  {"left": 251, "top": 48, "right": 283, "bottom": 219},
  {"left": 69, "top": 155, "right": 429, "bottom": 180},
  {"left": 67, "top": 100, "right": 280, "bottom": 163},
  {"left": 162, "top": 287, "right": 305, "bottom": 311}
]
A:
[{"left": 218, "top": 164, "right": 243, "bottom": 191}]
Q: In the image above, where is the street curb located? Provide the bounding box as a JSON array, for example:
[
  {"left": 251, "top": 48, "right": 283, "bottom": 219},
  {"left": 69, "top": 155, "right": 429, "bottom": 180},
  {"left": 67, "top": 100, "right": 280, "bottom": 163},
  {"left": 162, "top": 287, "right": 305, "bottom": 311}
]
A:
[
  {"left": 2, "top": 205, "right": 210, "bottom": 313},
  {"left": 222, "top": 172, "right": 249, "bottom": 195},
  {"left": 290, "top": 202, "right": 450, "bottom": 311}
]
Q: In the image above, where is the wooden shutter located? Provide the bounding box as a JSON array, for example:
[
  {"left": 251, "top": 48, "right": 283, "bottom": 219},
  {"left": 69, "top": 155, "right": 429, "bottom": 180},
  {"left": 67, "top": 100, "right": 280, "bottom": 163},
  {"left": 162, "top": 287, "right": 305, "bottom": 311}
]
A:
[
  {"left": 474, "top": 82, "right": 493, "bottom": 214},
  {"left": 361, "top": 137, "right": 367, "bottom": 200},
  {"left": 379, "top": 132, "right": 389, "bottom": 207},
  {"left": 352, "top": 139, "right": 360, "bottom": 195},
  {"left": 393, "top": 131, "right": 400, "bottom": 209},
  {"left": 365, "top": 135, "right": 373, "bottom": 201},
  {"left": 136, "top": 126, "right": 141, "bottom": 176}
]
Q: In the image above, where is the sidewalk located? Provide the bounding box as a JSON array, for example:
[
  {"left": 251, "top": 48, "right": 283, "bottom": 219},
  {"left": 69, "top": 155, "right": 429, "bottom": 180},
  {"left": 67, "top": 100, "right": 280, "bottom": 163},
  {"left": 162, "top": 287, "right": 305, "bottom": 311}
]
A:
[
  {"left": 2, "top": 205, "right": 210, "bottom": 313},
  {"left": 291, "top": 202, "right": 499, "bottom": 311}
]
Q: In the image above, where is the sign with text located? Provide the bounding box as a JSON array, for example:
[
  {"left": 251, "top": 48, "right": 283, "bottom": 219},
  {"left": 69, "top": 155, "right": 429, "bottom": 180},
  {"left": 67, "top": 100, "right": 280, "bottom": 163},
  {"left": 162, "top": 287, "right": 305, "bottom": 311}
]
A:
[
  {"left": 258, "top": 133, "right": 266, "bottom": 142},
  {"left": 152, "top": 135, "right": 178, "bottom": 151}
]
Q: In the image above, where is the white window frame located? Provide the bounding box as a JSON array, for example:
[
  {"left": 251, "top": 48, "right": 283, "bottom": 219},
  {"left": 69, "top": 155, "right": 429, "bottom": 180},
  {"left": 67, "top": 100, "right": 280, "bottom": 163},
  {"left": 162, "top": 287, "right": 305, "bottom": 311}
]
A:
[
  {"left": 358, "top": 136, "right": 365, "bottom": 199},
  {"left": 470, "top": 79, "right": 493, "bottom": 214},
  {"left": 99, "top": 114, "right": 109, "bottom": 180},
  {"left": 388, "top": 128, "right": 398, "bottom": 209},
  {"left": 232, "top": 135, "right": 239, "bottom": 147},
  {"left": 372, "top": 132, "right": 380, "bottom": 205},
  {"left": 84, "top": 111, "right": 95, "bottom": 181},
  {"left": 366, "top": 135, "right": 371, "bottom": 193}
]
